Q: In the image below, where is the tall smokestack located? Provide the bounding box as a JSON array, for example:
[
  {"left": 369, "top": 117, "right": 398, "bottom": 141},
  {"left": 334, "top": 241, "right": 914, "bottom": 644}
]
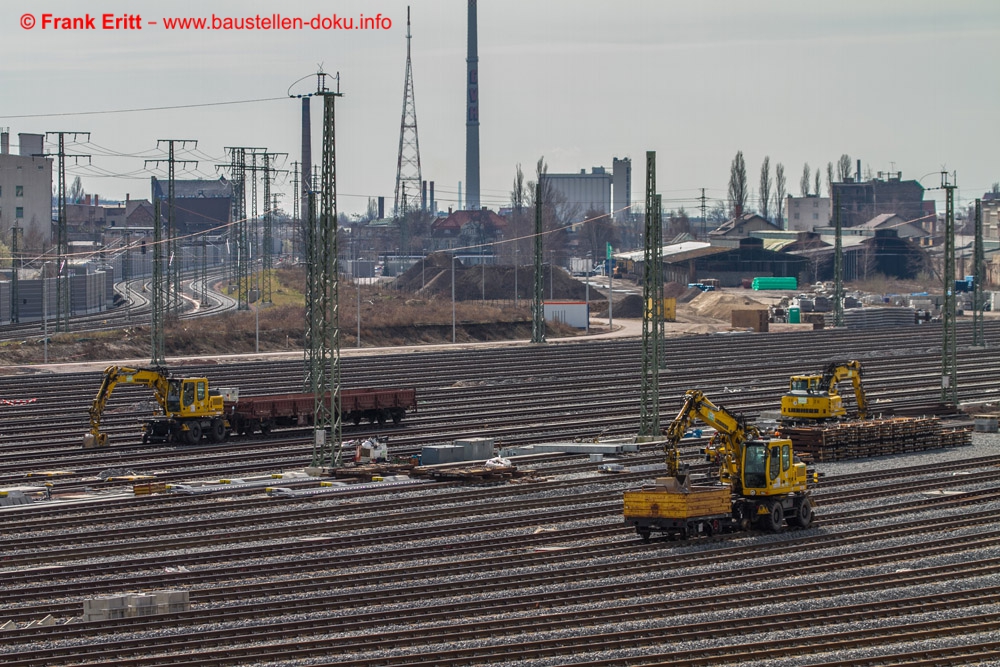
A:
[
  {"left": 429, "top": 181, "right": 435, "bottom": 214},
  {"left": 1, "top": 130, "right": 8, "bottom": 155},
  {"left": 301, "top": 98, "right": 312, "bottom": 222},
  {"left": 857, "top": 159, "right": 862, "bottom": 182},
  {"left": 465, "top": 0, "right": 480, "bottom": 211}
]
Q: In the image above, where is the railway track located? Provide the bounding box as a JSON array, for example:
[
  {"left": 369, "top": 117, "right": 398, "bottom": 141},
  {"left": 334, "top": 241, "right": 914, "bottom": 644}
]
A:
[{"left": 2, "top": 321, "right": 1000, "bottom": 665}]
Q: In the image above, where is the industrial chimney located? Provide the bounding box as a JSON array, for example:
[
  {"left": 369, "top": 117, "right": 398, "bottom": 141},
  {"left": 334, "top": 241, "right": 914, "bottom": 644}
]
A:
[
  {"left": 465, "top": 0, "right": 480, "bottom": 211},
  {"left": 301, "top": 97, "right": 312, "bottom": 222}
]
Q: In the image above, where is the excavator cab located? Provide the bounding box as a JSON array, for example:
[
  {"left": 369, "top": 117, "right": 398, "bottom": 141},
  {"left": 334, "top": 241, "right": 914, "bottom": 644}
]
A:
[
  {"left": 741, "top": 438, "right": 807, "bottom": 496},
  {"left": 788, "top": 375, "right": 821, "bottom": 393}
]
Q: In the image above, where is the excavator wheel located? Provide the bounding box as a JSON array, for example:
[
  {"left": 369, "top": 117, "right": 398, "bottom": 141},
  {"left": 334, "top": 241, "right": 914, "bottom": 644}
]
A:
[
  {"left": 210, "top": 419, "right": 227, "bottom": 443},
  {"left": 788, "top": 498, "right": 813, "bottom": 529},
  {"left": 186, "top": 422, "right": 202, "bottom": 445},
  {"left": 761, "top": 502, "right": 784, "bottom": 533}
]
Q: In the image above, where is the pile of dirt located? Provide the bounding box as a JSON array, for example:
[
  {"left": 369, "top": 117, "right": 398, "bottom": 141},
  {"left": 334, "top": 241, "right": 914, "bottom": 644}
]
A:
[
  {"left": 612, "top": 294, "right": 644, "bottom": 318},
  {"left": 663, "top": 282, "right": 704, "bottom": 303},
  {"left": 394, "top": 252, "right": 590, "bottom": 302},
  {"left": 688, "top": 290, "right": 766, "bottom": 320}
]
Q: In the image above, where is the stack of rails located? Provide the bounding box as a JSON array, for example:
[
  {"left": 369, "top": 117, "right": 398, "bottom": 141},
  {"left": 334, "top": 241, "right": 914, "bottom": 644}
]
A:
[{"left": 781, "top": 417, "right": 972, "bottom": 462}]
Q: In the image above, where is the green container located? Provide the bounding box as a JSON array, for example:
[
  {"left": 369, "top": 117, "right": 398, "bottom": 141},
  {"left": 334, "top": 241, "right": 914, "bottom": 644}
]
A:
[
  {"left": 788, "top": 307, "right": 801, "bottom": 324},
  {"left": 752, "top": 277, "right": 798, "bottom": 291}
]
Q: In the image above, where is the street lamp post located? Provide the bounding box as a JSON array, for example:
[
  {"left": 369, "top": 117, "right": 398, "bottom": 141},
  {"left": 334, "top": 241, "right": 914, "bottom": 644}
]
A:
[
  {"left": 42, "top": 262, "right": 50, "bottom": 364},
  {"left": 451, "top": 254, "right": 456, "bottom": 343},
  {"left": 549, "top": 251, "right": 554, "bottom": 300},
  {"left": 357, "top": 260, "right": 362, "bottom": 348}
]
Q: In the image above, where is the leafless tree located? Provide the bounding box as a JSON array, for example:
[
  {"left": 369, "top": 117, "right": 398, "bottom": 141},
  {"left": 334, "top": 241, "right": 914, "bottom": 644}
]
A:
[
  {"left": 68, "top": 176, "right": 84, "bottom": 204},
  {"left": 800, "top": 163, "right": 811, "bottom": 197},
  {"left": 527, "top": 156, "right": 568, "bottom": 262},
  {"left": 837, "top": 154, "right": 853, "bottom": 182},
  {"left": 758, "top": 156, "right": 772, "bottom": 223},
  {"left": 509, "top": 163, "right": 529, "bottom": 264},
  {"left": 826, "top": 162, "right": 834, "bottom": 196},
  {"left": 666, "top": 207, "right": 693, "bottom": 241},
  {"left": 581, "top": 208, "right": 616, "bottom": 260},
  {"left": 774, "top": 163, "right": 786, "bottom": 227},
  {"left": 727, "top": 150, "right": 748, "bottom": 218}
]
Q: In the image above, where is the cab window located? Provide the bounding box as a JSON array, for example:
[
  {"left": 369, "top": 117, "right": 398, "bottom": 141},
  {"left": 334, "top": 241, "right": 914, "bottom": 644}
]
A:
[
  {"left": 769, "top": 447, "right": 780, "bottom": 481},
  {"left": 781, "top": 445, "right": 790, "bottom": 471},
  {"left": 197, "top": 381, "right": 206, "bottom": 401},
  {"left": 183, "top": 382, "right": 195, "bottom": 408}
]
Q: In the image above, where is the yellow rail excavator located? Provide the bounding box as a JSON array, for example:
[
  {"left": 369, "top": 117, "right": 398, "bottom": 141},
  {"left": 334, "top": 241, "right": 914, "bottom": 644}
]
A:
[
  {"left": 623, "top": 389, "right": 814, "bottom": 541},
  {"left": 84, "top": 366, "right": 229, "bottom": 448},
  {"left": 781, "top": 360, "right": 868, "bottom": 423}
]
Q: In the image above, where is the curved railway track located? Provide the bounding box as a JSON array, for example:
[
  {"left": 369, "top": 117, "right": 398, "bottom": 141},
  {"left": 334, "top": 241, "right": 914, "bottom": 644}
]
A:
[
  {"left": 0, "top": 268, "right": 235, "bottom": 343},
  {"left": 2, "top": 320, "right": 1000, "bottom": 665}
]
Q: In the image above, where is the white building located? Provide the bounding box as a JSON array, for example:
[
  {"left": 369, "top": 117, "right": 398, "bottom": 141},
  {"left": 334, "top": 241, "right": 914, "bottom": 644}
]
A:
[
  {"left": 0, "top": 132, "right": 53, "bottom": 252},
  {"left": 547, "top": 167, "right": 612, "bottom": 225},
  {"left": 786, "top": 194, "right": 830, "bottom": 231}
]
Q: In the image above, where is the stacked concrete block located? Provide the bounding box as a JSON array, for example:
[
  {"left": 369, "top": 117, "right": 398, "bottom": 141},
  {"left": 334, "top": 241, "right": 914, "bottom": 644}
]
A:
[
  {"left": 455, "top": 437, "right": 494, "bottom": 461},
  {"left": 154, "top": 590, "right": 191, "bottom": 614},
  {"left": 127, "top": 594, "right": 158, "bottom": 617},
  {"left": 83, "top": 596, "right": 126, "bottom": 622}
]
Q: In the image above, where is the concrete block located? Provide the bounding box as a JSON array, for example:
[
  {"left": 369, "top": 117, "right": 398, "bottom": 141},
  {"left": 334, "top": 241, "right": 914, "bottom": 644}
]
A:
[
  {"left": 420, "top": 445, "right": 463, "bottom": 465},
  {"left": 83, "top": 596, "right": 125, "bottom": 614},
  {"left": 127, "top": 595, "right": 158, "bottom": 614},
  {"left": 974, "top": 415, "right": 998, "bottom": 433},
  {"left": 455, "top": 437, "right": 494, "bottom": 460}
]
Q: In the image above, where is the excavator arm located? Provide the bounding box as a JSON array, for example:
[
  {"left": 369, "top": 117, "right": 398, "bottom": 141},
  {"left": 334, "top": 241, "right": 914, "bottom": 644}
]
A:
[
  {"left": 823, "top": 360, "right": 868, "bottom": 419},
  {"left": 663, "top": 390, "right": 759, "bottom": 484},
  {"left": 85, "top": 366, "right": 171, "bottom": 448}
]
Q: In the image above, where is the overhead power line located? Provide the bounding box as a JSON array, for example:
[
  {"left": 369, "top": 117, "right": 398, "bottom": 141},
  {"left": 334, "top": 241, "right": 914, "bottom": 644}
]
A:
[{"left": 0, "top": 96, "right": 287, "bottom": 120}]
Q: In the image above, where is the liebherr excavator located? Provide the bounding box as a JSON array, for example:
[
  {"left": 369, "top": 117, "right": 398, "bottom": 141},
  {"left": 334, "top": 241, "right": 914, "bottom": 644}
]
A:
[
  {"left": 85, "top": 366, "right": 229, "bottom": 448},
  {"left": 623, "top": 389, "right": 814, "bottom": 541},
  {"left": 781, "top": 360, "right": 869, "bottom": 423}
]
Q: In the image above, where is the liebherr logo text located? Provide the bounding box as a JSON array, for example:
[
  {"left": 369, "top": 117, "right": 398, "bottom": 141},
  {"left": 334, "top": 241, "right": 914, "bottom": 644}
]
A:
[{"left": 164, "top": 14, "right": 392, "bottom": 30}]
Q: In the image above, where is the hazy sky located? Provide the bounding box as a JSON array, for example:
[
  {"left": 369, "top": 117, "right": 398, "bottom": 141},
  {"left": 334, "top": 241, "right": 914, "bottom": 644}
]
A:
[{"left": 3, "top": 0, "right": 997, "bottom": 217}]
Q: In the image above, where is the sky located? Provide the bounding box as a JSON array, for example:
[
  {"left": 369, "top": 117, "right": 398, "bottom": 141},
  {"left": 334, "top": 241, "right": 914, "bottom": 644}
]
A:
[{"left": 3, "top": 0, "right": 998, "bottom": 218}]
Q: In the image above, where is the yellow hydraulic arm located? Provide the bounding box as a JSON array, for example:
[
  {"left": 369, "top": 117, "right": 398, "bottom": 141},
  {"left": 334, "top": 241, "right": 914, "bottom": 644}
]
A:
[
  {"left": 663, "top": 389, "right": 760, "bottom": 486},
  {"left": 824, "top": 360, "right": 868, "bottom": 419},
  {"left": 86, "top": 366, "right": 170, "bottom": 448}
]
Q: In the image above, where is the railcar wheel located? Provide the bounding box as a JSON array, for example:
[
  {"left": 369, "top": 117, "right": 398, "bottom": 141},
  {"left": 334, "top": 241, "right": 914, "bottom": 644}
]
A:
[
  {"left": 186, "top": 422, "right": 202, "bottom": 445},
  {"left": 637, "top": 528, "right": 651, "bottom": 543}
]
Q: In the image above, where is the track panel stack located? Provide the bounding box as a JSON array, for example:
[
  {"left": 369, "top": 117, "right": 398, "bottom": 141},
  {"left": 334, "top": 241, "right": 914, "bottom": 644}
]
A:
[{"left": 781, "top": 417, "right": 972, "bottom": 462}]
